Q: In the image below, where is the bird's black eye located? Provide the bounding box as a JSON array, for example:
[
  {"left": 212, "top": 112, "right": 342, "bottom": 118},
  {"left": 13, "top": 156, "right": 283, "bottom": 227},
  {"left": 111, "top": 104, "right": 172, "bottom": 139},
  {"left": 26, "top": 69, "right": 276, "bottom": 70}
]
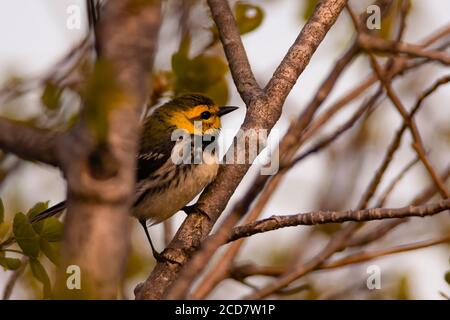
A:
[{"left": 200, "top": 111, "right": 212, "bottom": 120}]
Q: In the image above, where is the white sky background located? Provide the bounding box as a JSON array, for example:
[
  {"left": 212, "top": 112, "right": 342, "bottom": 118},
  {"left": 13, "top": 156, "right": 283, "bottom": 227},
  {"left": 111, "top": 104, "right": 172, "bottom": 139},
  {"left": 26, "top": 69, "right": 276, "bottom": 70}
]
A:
[{"left": 0, "top": 0, "right": 449, "bottom": 299}]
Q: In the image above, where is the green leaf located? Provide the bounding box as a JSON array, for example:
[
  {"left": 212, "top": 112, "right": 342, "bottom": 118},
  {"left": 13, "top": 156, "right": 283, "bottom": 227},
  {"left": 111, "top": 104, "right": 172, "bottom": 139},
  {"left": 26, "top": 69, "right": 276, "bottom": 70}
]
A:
[
  {"left": 40, "top": 239, "right": 60, "bottom": 265},
  {"left": 171, "top": 33, "right": 230, "bottom": 104},
  {"left": 27, "top": 201, "right": 49, "bottom": 234},
  {"left": 0, "top": 223, "right": 9, "bottom": 242},
  {"left": 171, "top": 35, "right": 191, "bottom": 78},
  {"left": 29, "top": 258, "right": 51, "bottom": 299},
  {"left": 191, "top": 55, "right": 228, "bottom": 83},
  {"left": 28, "top": 201, "right": 49, "bottom": 235},
  {"left": 27, "top": 201, "right": 49, "bottom": 220},
  {"left": 172, "top": 55, "right": 229, "bottom": 104},
  {"left": 41, "top": 81, "right": 62, "bottom": 110},
  {"left": 0, "top": 255, "right": 22, "bottom": 270},
  {"left": 13, "top": 213, "right": 40, "bottom": 258},
  {"left": 235, "top": 2, "right": 264, "bottom": 35},
  {"left": 445, "top": 271, "right": 450, "bottom": 285},
  {"left": 0, "top": 198, "right": 4, "bottom": 224},
  {"left": 40, "top": 218, "right": 63, "bottom": 242}
]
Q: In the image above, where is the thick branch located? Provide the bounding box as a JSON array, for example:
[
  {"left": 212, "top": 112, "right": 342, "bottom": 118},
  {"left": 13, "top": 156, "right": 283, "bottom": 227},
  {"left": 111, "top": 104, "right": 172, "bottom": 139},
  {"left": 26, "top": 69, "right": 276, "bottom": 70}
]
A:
[
  {"left": 57, "top": 0, "right": 161, "bottom": 299},
  {"left": 0, "top": 117, "right": 59, "bottom": 166},
  {"left": 265, "top": 0, "right": 349, "bottom": 107}
]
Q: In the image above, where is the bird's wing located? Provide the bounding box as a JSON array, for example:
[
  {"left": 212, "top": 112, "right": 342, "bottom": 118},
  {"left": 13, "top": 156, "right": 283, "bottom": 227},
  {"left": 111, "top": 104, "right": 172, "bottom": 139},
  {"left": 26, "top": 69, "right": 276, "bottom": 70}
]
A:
[
  {"left": 31, "top": 132, "right": 178, "bottom": 223},
  {"left": 30, "top": 146, "right": 175, "bottom": 224},
  {"left": 136, "top": 140, "right": 175, "bottom": 182}
]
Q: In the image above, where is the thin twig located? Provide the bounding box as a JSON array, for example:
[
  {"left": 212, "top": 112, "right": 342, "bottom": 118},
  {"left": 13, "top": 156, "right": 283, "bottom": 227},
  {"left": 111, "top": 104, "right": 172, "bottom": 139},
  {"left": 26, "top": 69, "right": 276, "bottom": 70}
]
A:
[
  {"left": 206, "top": 0, "right": 262, "bottom": 104},
  {"left": 242, "top": 3, "right": 436, "bottom": 299},
  {"left": 227, "top": 199, "right": 450, "bottom": 242},
  {"left": 228, "top": 235, "right": 450, "bottom": 279},
  {"left": 347, "top": 163, "right": 450, "bottom": 247},
  {"left": 368, "top": 55, "right": 450, "bottom": 198},
  {"left": 348, "top": 3, "right": 450, "bottom": 200},
  {"left": 2, "top": 257, "right": 28, "bottom": 300},
  {"left": 358, "top": 33, "right": 450, "bottom": 65},
  {"left": 375, "top": 156, "right": 420, "bottom": 207},
  {"left": 322, "top": 234, "right": 450, "bottom": 269}
]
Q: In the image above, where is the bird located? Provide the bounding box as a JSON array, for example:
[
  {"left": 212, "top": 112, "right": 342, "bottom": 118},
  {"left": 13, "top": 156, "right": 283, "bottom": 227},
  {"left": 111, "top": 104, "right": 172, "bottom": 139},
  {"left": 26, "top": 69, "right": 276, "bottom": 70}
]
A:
[{"left": 30, "top": 93, "right": 238, "bottom": 261}]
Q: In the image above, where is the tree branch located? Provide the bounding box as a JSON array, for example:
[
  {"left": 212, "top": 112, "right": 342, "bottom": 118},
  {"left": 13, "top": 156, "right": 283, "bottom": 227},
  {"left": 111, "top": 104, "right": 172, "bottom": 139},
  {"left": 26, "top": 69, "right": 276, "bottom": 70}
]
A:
[
  {"left": 145, "top": 0, "right": 350, "bottom": 300},
  {"left": 229, "top": 235, "right": 450, "bottom": 279},
  {"left": 56, "top": 0, "right": 162, "bottom": 299},
  {"left": 227, "top": 199, "right": 450, "bottom": 243},
  {"left": 322, "top": 234, "right": 450, "bottom": 269},
  {"left": 0, "top": 117, "right": 59, "bottom": 166},
  {"left": 347, "top": 163, "right": 450, "bottom": 247},
  {"left": 188, "top": 0, "right": 393, "bottom": 298},
  {"left": 368, "top": 55, "right": 450, "bottom": 198},
  {"left": 264, "top": 0, "right": 350, "bottom": 107},
  {"left": 207, "top": 0, "right": 263, "bottom": 104},
  {"left": 240, "top": 7, "right": 450, "bottom": 300},
  {"left": 190, "top": 18, "right": 450, "bottom": 299},
  {"left": 375, "top": 156, "right": 420, "bottom": 207},
  {"left": 358, "top": 33, "right": 450, "bottom": 65},
  {"left": 345, "top": 5, "right": 450, "bottom": 199},
  {"left": 136, "top": 0, "right": 349, "bottom": 300},
  {"left": 2, "top": 257, "right": 28, "bottom": 300}
]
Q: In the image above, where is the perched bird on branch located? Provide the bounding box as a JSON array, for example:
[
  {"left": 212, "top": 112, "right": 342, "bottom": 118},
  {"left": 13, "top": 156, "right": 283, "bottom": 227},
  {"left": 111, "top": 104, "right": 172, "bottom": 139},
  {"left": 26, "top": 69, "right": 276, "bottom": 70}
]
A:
[{"left": 30, "top": 94, "right": 238, "bottom": 261}]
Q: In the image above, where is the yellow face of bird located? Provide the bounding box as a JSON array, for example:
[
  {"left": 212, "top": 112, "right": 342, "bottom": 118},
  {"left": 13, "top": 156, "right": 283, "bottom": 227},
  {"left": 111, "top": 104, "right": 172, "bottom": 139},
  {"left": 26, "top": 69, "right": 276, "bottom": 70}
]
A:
[{"left": 167, "top": 104, "right": 238, "bottom": 135}]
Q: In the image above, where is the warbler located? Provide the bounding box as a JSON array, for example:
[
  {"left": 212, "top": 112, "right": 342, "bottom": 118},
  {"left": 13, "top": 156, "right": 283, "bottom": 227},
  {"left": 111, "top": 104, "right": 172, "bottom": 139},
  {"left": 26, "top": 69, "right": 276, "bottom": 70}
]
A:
[{"left": 30, "top": 94, "right": 238, "bottom": 260}]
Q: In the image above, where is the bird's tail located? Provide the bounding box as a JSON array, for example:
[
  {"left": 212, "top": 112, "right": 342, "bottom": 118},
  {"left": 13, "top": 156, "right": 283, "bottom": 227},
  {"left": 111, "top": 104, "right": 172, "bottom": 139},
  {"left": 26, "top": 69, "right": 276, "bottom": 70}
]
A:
[{"left": 29, "top": 200, "right": 67, "bottom": 223}]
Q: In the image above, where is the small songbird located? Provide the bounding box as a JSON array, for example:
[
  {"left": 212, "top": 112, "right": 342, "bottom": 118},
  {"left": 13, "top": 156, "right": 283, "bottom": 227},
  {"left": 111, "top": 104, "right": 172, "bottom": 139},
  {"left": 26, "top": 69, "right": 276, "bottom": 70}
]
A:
[{"left": 31, "top": 94, "right": 238, "bottom": 260}]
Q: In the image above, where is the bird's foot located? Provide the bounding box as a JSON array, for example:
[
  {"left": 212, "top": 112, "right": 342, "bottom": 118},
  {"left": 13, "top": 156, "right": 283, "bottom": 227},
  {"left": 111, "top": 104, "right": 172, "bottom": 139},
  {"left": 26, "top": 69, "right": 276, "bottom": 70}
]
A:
[
  {"left": 153, "top": 249, "right": 181, "bottom": 265},
  {"left": 151, "top": 249, "right": 165, "bottom": 263},
  {"left": 182, "top": 205, "right": 210, "bottom": 220}
]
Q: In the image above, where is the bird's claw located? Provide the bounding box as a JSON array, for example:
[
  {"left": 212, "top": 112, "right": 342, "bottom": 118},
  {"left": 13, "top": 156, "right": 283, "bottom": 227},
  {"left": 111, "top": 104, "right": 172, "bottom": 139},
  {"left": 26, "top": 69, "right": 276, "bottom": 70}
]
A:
[
  {"left": 153, "top": 249, "right": 180, "bottom": 265},
  {"left": 152, "top": 249, "right": 165, "bottom": 263}
]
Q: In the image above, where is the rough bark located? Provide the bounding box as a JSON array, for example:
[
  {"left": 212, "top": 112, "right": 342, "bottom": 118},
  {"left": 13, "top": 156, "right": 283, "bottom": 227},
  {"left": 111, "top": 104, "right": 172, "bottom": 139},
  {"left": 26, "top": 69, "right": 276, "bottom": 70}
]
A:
[{"left": 55, "top": 0, "right": 161, "bottom": 299}]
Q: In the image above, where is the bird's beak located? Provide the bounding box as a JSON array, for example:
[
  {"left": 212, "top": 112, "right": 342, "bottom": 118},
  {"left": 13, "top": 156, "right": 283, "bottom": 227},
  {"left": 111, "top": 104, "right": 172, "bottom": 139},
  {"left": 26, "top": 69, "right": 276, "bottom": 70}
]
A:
[{"left": 217, "top": 106, "right": 239, "bottom": 117}]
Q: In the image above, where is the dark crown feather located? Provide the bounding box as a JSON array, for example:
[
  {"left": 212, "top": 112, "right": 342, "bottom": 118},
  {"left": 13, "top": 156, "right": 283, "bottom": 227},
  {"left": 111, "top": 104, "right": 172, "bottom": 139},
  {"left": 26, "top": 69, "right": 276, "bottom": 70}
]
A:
[{"left": 162, "top": 94, "right": 214, "bottom": 110}]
